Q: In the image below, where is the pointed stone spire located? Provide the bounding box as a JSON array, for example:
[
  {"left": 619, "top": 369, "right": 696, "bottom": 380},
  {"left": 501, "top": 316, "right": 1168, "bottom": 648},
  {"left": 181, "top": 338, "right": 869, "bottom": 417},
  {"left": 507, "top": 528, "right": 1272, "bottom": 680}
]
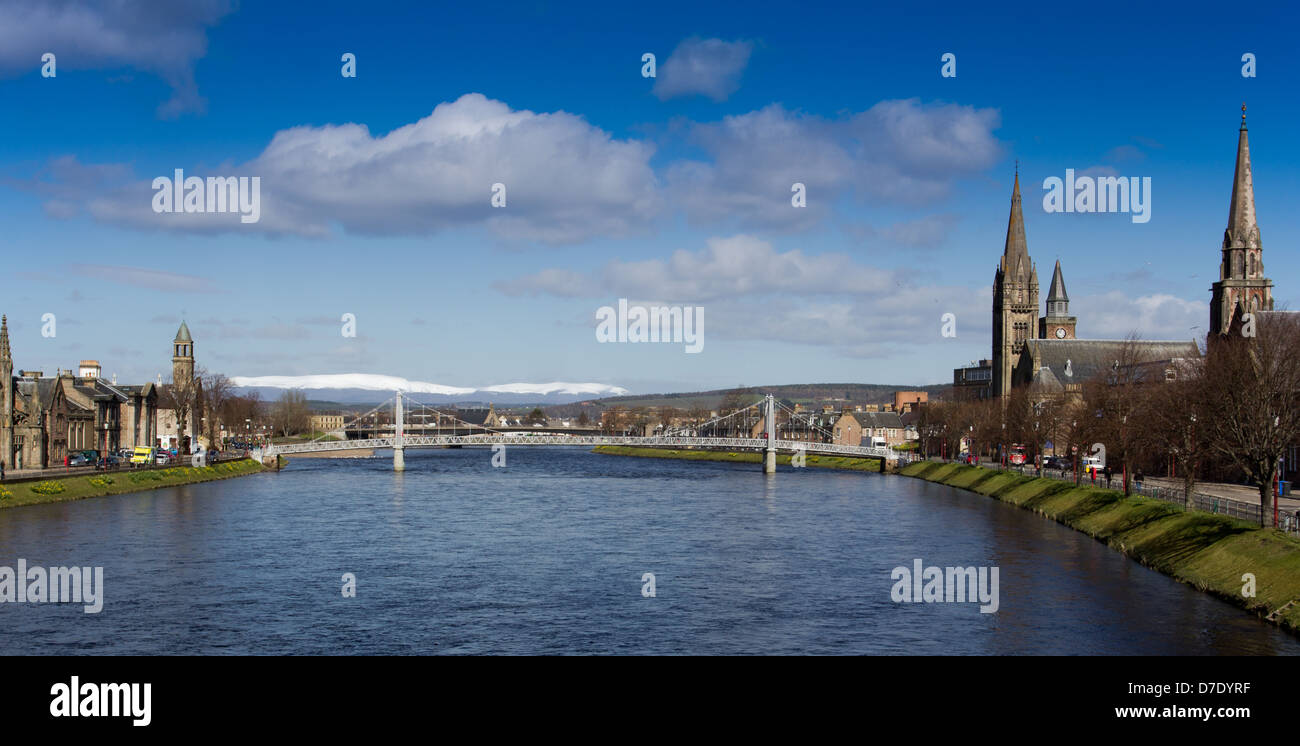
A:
[
  {"left": 1002, "top": 167, "right": 1030, "bottom": 273},
  {"left": 1046, "top": 260, "right": 1069, "bottom": 304},
  {"left": 1224, "top": 103, "right": 1260, "bottom": 250},
  {"left": 0, "top": 315, "right": 10, "bottom": 364}
]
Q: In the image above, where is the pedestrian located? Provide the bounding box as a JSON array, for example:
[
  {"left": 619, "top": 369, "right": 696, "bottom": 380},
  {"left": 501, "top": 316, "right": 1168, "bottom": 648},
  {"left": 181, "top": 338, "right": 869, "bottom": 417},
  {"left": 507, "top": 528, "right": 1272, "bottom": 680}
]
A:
[
  {"left": 1135, "top": 469, "right": 1144, "bottom": 489},
  {"left": 0, "top": 460, "right": 5, "bottom": 481},
  {"left": 1104, "top": 465, "right": 1112, "bottom": 489}
]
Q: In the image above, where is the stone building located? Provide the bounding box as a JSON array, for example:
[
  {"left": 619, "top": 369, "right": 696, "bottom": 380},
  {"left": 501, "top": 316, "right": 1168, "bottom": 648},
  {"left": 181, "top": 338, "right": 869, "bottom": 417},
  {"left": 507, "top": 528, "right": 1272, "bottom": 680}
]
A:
[
  {"left": 991, "top": 170, "right": 1039, "bottom": 398},
  {"left": 985, "top": 164, "right": 1202, "bottom": 398},
  {"left": 892, "top": 391, "right": 928, "bottom": 413},
  {"left": 155, "top": 322, "right": 204, "bottom": 452},
  {"left": 0, "top": 317, "right": 159, "bottom": 469},
  {"left": 831, "top": 409, "right": 905, "bottom": 447},
  {"left": 1209, "top": 106, "right": 1275, "bottom": 342}
]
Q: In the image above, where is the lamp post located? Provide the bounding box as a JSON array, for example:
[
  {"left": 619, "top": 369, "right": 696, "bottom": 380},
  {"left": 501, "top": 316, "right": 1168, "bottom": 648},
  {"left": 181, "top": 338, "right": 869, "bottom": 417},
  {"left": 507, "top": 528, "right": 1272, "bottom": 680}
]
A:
[
  {"left": 1274, "top": 415, "right": 1281, "bottom": 528},
  {"left": 1034, "top": 421, "right": 1041, "bottom": 476},
  {"left": 1072, "top": 420, "right": 1079, "bottom": 485}
]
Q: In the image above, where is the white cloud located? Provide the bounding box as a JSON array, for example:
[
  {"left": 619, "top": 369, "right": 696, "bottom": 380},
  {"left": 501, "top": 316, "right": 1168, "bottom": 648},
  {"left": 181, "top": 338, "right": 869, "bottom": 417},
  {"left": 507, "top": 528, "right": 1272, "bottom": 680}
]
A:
[
  {"left": 0, "top": 0, "right": 233, "bottom": 117},
  {"left": 35, "top": 94, "right": 664, "bottom": 244},
  {"left": 69, "top": 264, "right": 220, "bottom": 294},
  {"left": 667, "top": 99, "right": 1002, "bottom": 229},
  {"left": 653, "top": 37, "right": 754, "bottom": 102},
  {"left": 27, "top": 96, "right": 1002, "bottom": 243},
  {"left": 497, "top": 234, "right": 991, "bottom": 355},
  {"left": 497, "top": 234, "right": 895, "bottom": 302},
  {"left": 847, "top": 214, "right": 959, "bottom": 249},
  {"left": 1072, "top": 291, "right": 1203, "bottom": 340}
]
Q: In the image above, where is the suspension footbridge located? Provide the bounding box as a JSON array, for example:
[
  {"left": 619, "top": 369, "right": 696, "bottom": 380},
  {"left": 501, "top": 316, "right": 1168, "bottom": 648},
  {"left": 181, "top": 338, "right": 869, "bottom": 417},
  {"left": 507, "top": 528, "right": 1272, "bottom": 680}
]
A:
[{"left": 266, "top": 393, "right": 902, "bottom": 473}]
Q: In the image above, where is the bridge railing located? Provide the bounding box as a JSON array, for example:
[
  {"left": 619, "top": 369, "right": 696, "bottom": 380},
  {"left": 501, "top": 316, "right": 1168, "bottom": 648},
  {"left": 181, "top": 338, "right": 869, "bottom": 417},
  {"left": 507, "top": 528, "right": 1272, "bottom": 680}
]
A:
[{"left": 269, "top": 434, "right": 899, "bottom": 459}]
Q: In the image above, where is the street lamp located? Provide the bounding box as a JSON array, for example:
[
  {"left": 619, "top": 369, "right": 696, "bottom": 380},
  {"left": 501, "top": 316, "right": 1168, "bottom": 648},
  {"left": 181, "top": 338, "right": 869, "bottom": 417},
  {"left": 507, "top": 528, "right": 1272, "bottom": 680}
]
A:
[{"left": 1072, "top": 420, "right": 1079, "bottom": 485}]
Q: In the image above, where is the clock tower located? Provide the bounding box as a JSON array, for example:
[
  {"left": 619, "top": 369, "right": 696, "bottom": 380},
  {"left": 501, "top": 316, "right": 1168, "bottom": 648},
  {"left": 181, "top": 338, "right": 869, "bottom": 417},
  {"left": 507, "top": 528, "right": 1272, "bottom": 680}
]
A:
[{"left": 1038, "top": 260, "right": 1076, "bottom": 340}]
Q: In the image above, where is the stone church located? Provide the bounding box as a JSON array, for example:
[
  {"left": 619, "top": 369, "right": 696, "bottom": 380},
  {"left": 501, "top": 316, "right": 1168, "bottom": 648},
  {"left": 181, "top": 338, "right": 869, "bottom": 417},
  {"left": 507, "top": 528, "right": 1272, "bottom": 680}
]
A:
[
  {"left": 991, "top": 183, "right": 1195, "bottom": 399},
  {"left": 992, "top": 108, "right": 1279, "bottom": 398},
  {"left": 1208, "top": 106, "right": 1275, "bottom": 340},
  {"left": 156, "top": 321, "right": 206, "bottom": 453}
]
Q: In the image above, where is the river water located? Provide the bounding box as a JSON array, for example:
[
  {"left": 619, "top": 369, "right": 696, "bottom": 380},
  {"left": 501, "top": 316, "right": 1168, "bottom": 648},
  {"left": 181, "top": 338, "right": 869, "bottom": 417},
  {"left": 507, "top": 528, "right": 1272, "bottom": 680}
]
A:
[{"left": 1, "top": 448, "right": 1295, "bottom": 655}]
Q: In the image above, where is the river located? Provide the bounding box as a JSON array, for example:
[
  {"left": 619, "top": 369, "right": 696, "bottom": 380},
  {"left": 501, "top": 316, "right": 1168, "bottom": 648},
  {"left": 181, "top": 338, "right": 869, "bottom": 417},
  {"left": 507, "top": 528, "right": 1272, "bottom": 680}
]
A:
[{"left": 1, "top": 448, "right": 1295, "bottom": 654}]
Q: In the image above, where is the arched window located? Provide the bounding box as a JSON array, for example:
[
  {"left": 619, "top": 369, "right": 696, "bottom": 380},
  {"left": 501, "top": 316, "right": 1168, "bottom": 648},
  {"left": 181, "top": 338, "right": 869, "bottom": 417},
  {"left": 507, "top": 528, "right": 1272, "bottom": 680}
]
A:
[{"left": 1249, "top": 254, "right": 1256, "bottom": 276}]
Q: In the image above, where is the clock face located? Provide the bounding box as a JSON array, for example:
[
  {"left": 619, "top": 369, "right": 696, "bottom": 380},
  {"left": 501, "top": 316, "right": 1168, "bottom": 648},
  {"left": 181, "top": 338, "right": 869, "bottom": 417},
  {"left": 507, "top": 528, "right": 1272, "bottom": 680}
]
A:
[{"left": 1055, "top": 327, "right": 1067, "bottom": 339}]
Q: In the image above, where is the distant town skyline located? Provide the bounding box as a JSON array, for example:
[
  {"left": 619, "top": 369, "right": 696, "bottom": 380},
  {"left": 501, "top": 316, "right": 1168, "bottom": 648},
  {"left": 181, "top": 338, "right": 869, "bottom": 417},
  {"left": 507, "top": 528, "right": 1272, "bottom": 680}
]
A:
[{"left": 1, "top": 1, "right": 1296, "bottom": 395}]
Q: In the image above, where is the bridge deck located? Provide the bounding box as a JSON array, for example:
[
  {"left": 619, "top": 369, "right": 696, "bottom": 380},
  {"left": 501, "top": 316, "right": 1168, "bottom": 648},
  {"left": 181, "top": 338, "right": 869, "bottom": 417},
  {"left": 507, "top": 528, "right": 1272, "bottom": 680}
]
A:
[{"left": 270, "top": 435, "right": 896, "bottom": 459}]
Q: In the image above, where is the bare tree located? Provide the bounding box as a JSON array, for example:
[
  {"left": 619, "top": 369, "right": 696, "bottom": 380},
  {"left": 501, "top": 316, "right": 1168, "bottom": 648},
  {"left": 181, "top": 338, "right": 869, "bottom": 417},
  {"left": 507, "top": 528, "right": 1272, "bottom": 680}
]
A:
[
  {"left": 271, "top": 390, "right": 311, "bottom": 438},
  {"left": 1139, "top": 359, "right": 1207, "bottom": 507},
  {"left": 687, "top": 406, "right": 710, "bottom": 432},
  {"left": 602, "top": 406, "right": 626, "bottom": 435},
  {"left": 1081, "top": 335, "right": 1158, "bottom": 495},
  {"left": 657, "top": 405, "right": 679, "bottom": 432},
  {"left": 161, "top": 370, "right": 200, "bottom": 455},
  {"left": 1025, "top": 388, "right": 1065, "bottom": 475},
  {"left": 719, "top": 386, "right": 754, "bottom": 417},
  {"left": 628, "top": 406, "right": 651, "bottom": 436},
  {"left": 201, "top": 370, "right": 233, "bottom": 450},
  {"left": 1196, "top": 314, "right": 1300, "bottom": 525}
]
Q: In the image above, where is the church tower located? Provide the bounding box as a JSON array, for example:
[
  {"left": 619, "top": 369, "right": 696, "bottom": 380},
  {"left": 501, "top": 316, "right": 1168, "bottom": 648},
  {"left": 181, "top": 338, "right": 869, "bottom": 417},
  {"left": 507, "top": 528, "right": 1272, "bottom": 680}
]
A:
[
  {"left": 1, "top": 316, "right": 13, "bottom": 467},
  {"left": 170, "top": 321, "right": 197, "bottom": 451},
  {"left": 172, "top": 321, "right": 195, "bottom": 384},
  {"left": 1039, "top": 260, "right": 1077, "bottom": 340},
  {"left": 992, "top": 170, "right": 1039, "bottom": 397},
  {"left": 1210, "top": 105, "right": 1273, "bottom": 340}
]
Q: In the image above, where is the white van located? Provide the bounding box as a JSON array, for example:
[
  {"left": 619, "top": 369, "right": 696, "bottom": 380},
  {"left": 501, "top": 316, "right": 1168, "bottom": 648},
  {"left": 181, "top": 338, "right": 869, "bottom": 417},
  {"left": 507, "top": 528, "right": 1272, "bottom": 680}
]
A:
[{"left": 1081, "top": 455, "right": 1105, "bottom": 475}]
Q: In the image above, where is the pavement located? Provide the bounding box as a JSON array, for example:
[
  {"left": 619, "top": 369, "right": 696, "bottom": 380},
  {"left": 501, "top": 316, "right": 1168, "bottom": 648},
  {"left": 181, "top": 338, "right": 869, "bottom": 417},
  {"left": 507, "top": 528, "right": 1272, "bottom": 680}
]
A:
[
  {"left": 927, "top": 456, "right": 1299, "bottom": 515},
  {"left": 1142, "top": 475, "right": 1299, "bottom": 512}
]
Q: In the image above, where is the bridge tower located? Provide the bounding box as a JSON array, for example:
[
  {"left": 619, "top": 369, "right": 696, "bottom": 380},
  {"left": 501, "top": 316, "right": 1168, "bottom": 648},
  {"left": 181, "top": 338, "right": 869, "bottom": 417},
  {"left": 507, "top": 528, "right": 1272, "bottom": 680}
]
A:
[
  {"left": 764, "top": 393, "right": 777, "bottom": 474},
  {"left": 393, "top": 390, "right": 406, "bottom": 472}
]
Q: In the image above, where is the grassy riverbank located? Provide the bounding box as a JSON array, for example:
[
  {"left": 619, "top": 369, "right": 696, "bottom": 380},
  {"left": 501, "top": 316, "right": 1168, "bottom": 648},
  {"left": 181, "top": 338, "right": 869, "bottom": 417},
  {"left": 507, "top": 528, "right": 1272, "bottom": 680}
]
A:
[
  {"left": 592, "top": 445, "right": 882, "bottom": 472},
  {"left": 0, "top": 459, "right": 267, "bottom": 510},
  {"left": 901, "top": 461, "right": 1300, "bottom": 633}
]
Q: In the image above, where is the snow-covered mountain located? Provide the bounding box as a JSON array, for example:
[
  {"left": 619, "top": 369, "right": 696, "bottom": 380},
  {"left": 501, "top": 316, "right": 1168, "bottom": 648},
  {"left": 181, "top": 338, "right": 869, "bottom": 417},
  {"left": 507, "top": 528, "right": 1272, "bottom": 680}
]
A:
[{"left": 229, "top": 374, "right": 629, "bottom": 405}]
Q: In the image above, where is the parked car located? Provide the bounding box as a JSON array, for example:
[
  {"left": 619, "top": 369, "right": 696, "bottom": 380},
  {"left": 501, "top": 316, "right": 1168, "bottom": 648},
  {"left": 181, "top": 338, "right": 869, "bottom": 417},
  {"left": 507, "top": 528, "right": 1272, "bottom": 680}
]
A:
[
  {"left": 1044, "top": 455, "right": 1070, "bottom": 471},
  {"left": 96, "top": 455, "right": 120, "bottom": 469},
  {"left": 155, "top": 452, "right": 173, "bottom": 465},
  {"left": 67, "top": 453, "right": 90, "bottom": 467}
]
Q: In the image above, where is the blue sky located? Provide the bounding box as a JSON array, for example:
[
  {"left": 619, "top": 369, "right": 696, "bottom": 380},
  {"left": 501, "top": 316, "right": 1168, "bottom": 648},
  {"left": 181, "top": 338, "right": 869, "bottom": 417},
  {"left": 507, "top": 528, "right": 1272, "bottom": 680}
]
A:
[{"left": 1, "top": 0, "right": 1297, "bottom": 395}]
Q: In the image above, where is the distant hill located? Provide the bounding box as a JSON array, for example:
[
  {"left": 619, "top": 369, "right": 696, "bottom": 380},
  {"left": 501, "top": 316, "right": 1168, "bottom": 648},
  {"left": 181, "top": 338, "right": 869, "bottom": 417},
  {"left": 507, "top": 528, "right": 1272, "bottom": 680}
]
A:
[
  {"left": 542, "top": 382, "right": 952, "bottom": 415},
  {"left": 247, "top": 381, "right": 953, "bottom": 417}
]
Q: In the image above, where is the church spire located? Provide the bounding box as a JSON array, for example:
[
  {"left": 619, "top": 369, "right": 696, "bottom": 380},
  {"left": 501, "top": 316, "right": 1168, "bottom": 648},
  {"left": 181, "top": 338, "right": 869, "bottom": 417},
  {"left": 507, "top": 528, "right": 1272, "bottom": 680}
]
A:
[
  {"left": 1224, "top": 103, "right": 1260, "bottom": 250},
  {"left": 1002, "top": 167, "right": 1030, "bottom": 270},
  {"left": 0, "top": 315, "right": 10, "bottom": 365},
  {"left": 1046, "top": 260, "right": 1069, "bottom": 305}
]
